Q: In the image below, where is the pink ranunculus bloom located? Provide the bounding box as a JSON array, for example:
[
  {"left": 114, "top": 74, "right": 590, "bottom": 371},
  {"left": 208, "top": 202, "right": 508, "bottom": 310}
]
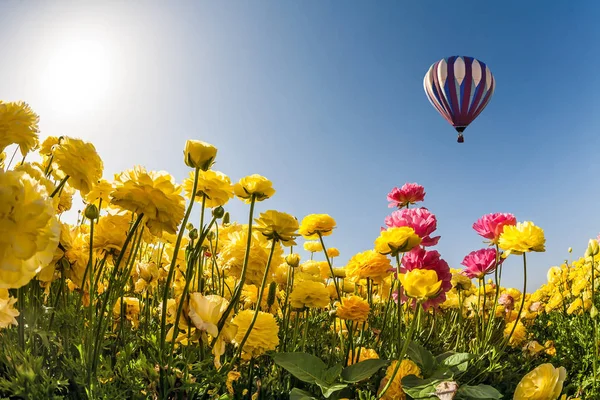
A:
[
  {"left": 461, "top": 248, "right": 503, "bottom": 279},
  {"left": 498, "top": 293, "right": 515, "bottom": 311},
  {"left": 387, "top": 183, "right": 425, "bottom": 208},
  {"left": 384, "top": 207, "right": 440, "bottom": 247},
  {"left": 472, "top": 212, "right": 517, "bottom": 243},
  {"left": 398, "top": 247, "right": 452, "bottom": 310}
]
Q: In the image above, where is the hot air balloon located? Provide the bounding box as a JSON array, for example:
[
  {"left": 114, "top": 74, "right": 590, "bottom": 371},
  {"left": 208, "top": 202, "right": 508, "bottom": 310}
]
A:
[{"left": 423, "top": 56, "right": 495, "bottom": 143}]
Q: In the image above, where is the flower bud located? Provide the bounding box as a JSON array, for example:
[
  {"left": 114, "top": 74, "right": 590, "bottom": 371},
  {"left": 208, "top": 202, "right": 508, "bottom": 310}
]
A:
[
  {"left": 587, "top": 239, "right": 600, "bottom": 257},
  {"left": 206, "top": 231, "right": 216, "bottom": 241},
  {"left": 286, "top": 253, "right": 300, "bottom": 268},
  {"left": 184, "top": 140, "right": 217, "bottom": 171},
  {"left": 591, "top": 305, "right": 599, "bottom": 319},
  {"left": 84, "top": 204, "right": 99, "bottom": 220},
  {"left": 568, "top": 247, "right": 573, "bottom": 253},
  {"left": 223, "top": 212, "right": 230, "bottom": 225},
  {"left": 188, "top": 228, "right": 198, "bottom": 240},
  {"left": 212, "top": 206, "right": 225, "bottom": 219}
]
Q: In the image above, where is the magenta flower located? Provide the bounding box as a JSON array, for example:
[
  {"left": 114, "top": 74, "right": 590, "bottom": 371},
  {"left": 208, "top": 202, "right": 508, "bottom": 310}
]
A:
[
  {"left": 461, "top": 248, "right": 503, "bottom": 279},
  {"left": 384, "top": 207, "right": 440, "bottom": 247},
  {"left": 387, "top": 183, "right": 425, "bottom": 208},
  {"left": 472, "top": 213, "right": 517, "bottom": 243},
  {"left": 397, "top": 247, "right": 452, "bottom": 310}
]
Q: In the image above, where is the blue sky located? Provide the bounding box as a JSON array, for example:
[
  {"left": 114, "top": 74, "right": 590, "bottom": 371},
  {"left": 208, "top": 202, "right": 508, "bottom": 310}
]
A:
[{"left": 1, "top": 1, "right": 599, "bottom": 291}]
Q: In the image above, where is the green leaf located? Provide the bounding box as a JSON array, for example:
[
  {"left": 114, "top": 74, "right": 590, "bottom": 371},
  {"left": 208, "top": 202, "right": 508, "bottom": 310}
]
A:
[
  {"left": 457, "top": 384, "right": 503, "bottom": 399},
  {"left": 400, "top": 375, "right": 441, "bottom": 399},
  {"left": 407, "top": 341, "right": 437, "bottom": 377},
  {"left": 316, "top": 382, "right": 348, "bottom": 398},
  {"left": 341, "top": 359, "right": 390, "bottom": 383},
  {"left": 270, "top": 352, "right": 326, "bottom": 384},
  {"left": 429, "top": 365, "right": 454, "bottom": 380},
  {"left": 323, "top": 363, "right": 343, "bottom": 384},
  {"left": 440, "top": 353, "right": 475, "bottom": 368},
  {"left": 290, "top": 388, "right": 318, "bottom": 400}
]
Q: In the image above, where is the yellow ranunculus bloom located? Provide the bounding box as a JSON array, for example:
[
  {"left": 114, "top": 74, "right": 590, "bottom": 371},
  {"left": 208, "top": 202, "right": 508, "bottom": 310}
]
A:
[
  {"left": 498, "top": 221, "right": 545, "bottom": 257},
  {"left": 184, "top": 139, "right": 217, "bottom": 171},
  {"left": 298, "top": 214, "right": 336, "bottom": 239},
  {"left": 345, "top": 250, "right": 392, "bottom": 282},
  {"left": 514, "top": 363, "right": 567, "bottom": 400},
  {"left": 0, "top": 101, "right": 40, "bottom": 157},
  {"left": 327, "top": 247, "right": 340, "bottom": 258},
  {"left": 0, "top": 170, "right": 60, "bottom": 289},
  {"left": 233, "top": 174, "right": 275, "bottom": 203},
  {"left": 52, "top": 137, "right": 104, "bottom": 195},
  {"left": 289, "top": 280, "right": 330, "bottom": 309},
  {"left": 399, "top": 269, "right": 442, "bottom": 300},
  {"left": 254, "top": 210, "right": 299, "bottom": 246},
  {"left": 232, "top": 310, "right": 279, "bottom": 359},
  {"left": 335, "top": 295, "right": 370, "bottom": 322},
  {"left": 378, "top": 359, "right": 422, "bottom": 400},
  {"left": 374, "top": 227, "right": 421, "bottom": 257},
  {"left": 183, "top": 169, "right": 233, "bottom": 208},
  {"left": 187, "top": 293, "right": 229, "bottom": 337},
  {"left": 0, "top": 289, "right": 20, "bottom": 329},
  {"left": 303, "top": 240, "right": 323, "bottom": 253}
]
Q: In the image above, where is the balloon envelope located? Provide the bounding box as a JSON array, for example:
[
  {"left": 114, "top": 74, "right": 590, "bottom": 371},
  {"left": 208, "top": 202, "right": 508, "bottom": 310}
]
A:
[{"left": 423, "top": 56, "right": 495, "bottom": 141}]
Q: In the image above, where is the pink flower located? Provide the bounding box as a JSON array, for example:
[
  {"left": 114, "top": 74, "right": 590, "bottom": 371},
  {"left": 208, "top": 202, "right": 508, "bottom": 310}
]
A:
[
  {"left": 461, "top": 248, "right": 503, "bottom": 279},
  {"left": 472, "top": 213, "right": 517, "bottom": 242},
  {"left": 397, "top": 247, "right": 452, "bottom": 310},
  {"left": 384, "top": 207, "right": 440, "bottom": 247},
  {"left": 387, "top": 183, "right": 425, "bottom": 208},
  {"left": 499, "top": 293, "right": 515, "bottom": 311}
]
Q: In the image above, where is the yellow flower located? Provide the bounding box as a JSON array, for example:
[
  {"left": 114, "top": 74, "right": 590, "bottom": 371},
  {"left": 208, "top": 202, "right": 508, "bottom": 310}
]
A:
[
  {"left": 183, "top": 169, "right": 233, "bottom": 208},
  {"left": 327, "top": 248, "right": 340, "bottom": 258},
  {"left": 303, "top": 241, "right": 323, "bottom": 253},
  {"left": 378, "top": 359, "right": 422, "bottom": 400},
  {"left": 345, "top": 250, "right": 392, "bottom": 282},
  {"left": 110, "top": 166, "right": 185, "bottom": 237},
  {"left": 498, "top": 221, "right": 546, "bottom": 257},
  {"left": 187, "top": 293, "right": 229, "bottom": 337},
  {"left": 374, "top": 227, "right": 421, "bottom": 256},
  {"left": 0, "top": 289, "right": 20, "bottom": 329},
  {"left": 289, "top": 280, "right": 330, "bottom": 309},
  {"left": 399, "top": 269, "right": 442, "bottom": 300},
  {"left": 93, "top": 212, "right": 135, "bottom": 256},
  {"left": 85, "top": 179, "right": 114, "bottom": 207},
  {"left": 0, "top": 170, "right": 60, "bottom": 289},
  {"left": 254, "top": 210, "right": 299, "bottom": 246},
  {"left": 113, "top": 297, "right": 141, "bottom": 328},
  {"left": 451, "top": 273, "right": 473, "bottom": 291},
  {"left": 336, "top": 295, "right": 370, "bottom": 322},
  {"left": 219, "top": 230, "right": 284, "bottom": 286},
  {"left": 0, "top": 152, "right": 5, "bottom": 169},
  {"left": 233, "top": 174, "right": 275, "bottom": 203},
  {"left": 52, "top": 137, "right": 104, "bottom": 195},
  {"left": 232, "top": 310, "right": 279, "bottom": 359},
  {"left": 184, "top": 140, "right": 217, "bottom": 171},
  {"left": 504, "top": 320, "right": 527, "bottom": 347},
  {"left": 0, "top": 101, "right": 40, "bottom": 156},
  {"left": 57, "top": 184, "right": 75, "bottom": 214},
  {"left": 285, "top": 253, "right": 300, "bottom": 268},
  {"left": 299, "top": 214, "right": 336, "bottom": 239},
  {"left": 347, "top": 347, "right": 379, "bottom": 365},
  {"left": 514, "top": 363, "right": 567, "bottom": 400},
  {"left": 39, "top": 136, "right": 59, "bottom": 156},
  {"left": 133, "top": 261, "right": 160, "bottom": 293}
]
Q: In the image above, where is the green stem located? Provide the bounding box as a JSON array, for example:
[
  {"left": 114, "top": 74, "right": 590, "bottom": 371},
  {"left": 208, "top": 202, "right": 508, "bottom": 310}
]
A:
[
  {"left": 49, "top": 175, "right": 70, "bottom": 198},
  {"left": 318, "top": 233, "right": 341, "bottom": 301},
  {"left": 159, "top": 167, "right": 200, "bottom": 383},
  {"left": 502, "top": 253, "right": 527, "bottom": 349},
  {"left": 378, "top": 300, "right": 422, "bottom": 399},
  {"left": 228, "top": 241, "right": 277, "bottom": 367},
  {"left": 17, "top": 286, "right": 25, "bottom": 350},
  {"left": 215, "top": 195, "right": 257, "bottom": 334}
]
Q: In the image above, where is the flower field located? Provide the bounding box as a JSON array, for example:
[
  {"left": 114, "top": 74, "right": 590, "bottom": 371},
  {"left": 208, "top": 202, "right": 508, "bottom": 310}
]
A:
[{"left": 1, "top": 100, "right": 598, "bottom": 399}]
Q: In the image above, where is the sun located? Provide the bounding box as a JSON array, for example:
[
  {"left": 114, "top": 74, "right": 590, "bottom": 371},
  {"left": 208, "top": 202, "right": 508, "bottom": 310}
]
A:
[{"left": 40, "top": 38, "right": 112, "bottom": 116}]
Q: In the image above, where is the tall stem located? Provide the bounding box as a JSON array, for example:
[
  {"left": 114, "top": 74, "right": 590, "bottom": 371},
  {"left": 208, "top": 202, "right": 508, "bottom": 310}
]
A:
[
  {"left": 378, "top": 300, "right": 422, "bottom": 399},
  {"left": 503, "top": 253, "right": 527, "bottom": 348},
  {"left": 318, "top": 233, "right": 341, "bottom": 300},
  {"left": 159, "top": 168, "right": 200, "bottom": 360},
  {"left": 216, "top": 195, "right": 257, "bottom": 333},
  {"left": 50, "top": 175, "right": 70, "bottom": 198}
]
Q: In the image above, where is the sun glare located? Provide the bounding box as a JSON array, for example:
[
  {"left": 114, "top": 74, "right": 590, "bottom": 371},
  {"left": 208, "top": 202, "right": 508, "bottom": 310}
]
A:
[{"left": 40, "top": 38, "right": 112, "bottom": 116}]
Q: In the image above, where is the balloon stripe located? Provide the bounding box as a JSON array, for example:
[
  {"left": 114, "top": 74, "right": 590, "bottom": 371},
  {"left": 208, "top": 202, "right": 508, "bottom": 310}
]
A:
[
  {"left": 459, "top": 58, "right": 473, "bottom": 126},
  {"left": 446, "top": 56, "right": 461, "bottom": 127}
]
